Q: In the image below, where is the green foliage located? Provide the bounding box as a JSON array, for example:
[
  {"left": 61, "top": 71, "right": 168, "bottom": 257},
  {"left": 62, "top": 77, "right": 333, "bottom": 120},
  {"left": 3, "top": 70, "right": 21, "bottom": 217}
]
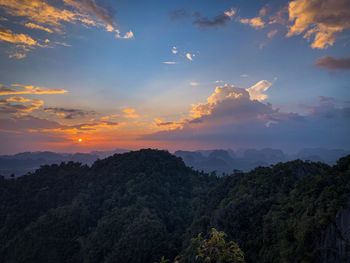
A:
[
  {"left": 189, "top": 228, "right": 244, "bottom": 263},
  {"left": 0, "top": 150, "right": 349, "bottom": 263}
]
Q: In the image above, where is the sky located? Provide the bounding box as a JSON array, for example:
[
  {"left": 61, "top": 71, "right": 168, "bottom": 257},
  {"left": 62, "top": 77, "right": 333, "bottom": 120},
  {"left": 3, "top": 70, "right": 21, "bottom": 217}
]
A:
[{"left": 0, "top": 0, "right": 349, "bottom": 154}]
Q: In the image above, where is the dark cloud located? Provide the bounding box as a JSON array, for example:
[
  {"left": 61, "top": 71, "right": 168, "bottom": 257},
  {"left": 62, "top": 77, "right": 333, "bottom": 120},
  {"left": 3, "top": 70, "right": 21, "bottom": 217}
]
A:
[
  {"left": 315, "top": 56, "right": 350, "bottom": 70},
  {"left": 44, "top": 107, "right": 96, "bottom": 119},
  {"left": 193, "top": 8, "right": 236, "bottom": 28}
]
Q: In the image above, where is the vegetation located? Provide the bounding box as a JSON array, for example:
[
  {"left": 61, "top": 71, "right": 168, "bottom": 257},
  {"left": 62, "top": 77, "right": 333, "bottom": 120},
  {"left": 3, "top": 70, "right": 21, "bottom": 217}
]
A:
[{"left": 0, "top": 149, "right": 349, "bottom": 263}]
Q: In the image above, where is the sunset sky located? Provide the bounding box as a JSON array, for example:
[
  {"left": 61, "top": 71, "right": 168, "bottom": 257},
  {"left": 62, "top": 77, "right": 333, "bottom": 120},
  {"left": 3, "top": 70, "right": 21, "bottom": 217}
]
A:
[{"left": 0, "top": 0, "right": 349, "bottom": 154}]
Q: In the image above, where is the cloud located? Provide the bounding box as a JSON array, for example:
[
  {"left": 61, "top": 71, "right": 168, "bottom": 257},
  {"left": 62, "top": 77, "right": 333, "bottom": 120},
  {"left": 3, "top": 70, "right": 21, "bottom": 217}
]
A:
[
  {"left": 143, "top": 81, "right": 350, "bottom": 150},
  {"left": 171, "top": 46, "right": 178, "bottom": 54},
  {"left": 259, "top": 7, "right": 269, "bottom": 17},
  {"left": 190, "top": 82, "right": 200, "bottom": 87},
  {"left": 115, "top": 30, "right": 134, "bottom": 40},
  {"left": 267, "top": 29, "right": 278, "bottom": 39},
  {"left": 0, "top": 0, "right": 90, "bottom": 30},
  {"left": 122, "top": 108, "right": 139, "bottom": 119},
  {"left": 185, "top": 53, "right": 194, "bottom": 61},
  {"left": 315, "top": 56, "right": 350, "bottom": 70},
  {"left": 24, "top": 22, "right": 53, "bottom": 33},
  {"left": 0, "top": 96, "right": 44, "bottom": 115},
  {"left": 0, "top": 28, "right": 38, "bottom": 46},
  {"left": 287, "top": 0, "right": 350, "bottom": 49},
  {"left": 63, "top": 0, "right": 115, "bottom": 29},
  {"left": 239, "top": 17, "right": 265, "bottom": 29},
  {"left": 154, "top": 118, "right": 184, "bottom": 130},
  {"left": 8, "top": 45, "right": 31, "bottom": 59},
  {"left": 193, "top": 8, "right": 236, "bottom": 28},
  {"left": 246, "top": 80, "right": 272, "bottom": 101},
  {"left": 163, "top": 61, "right": 177, "bottom": 65},
  {"left": 0, "top": 84, "right": 67, "bottom": 96},
  {"left": 44, "top": 107, "right": 96, "bottom": 119},
  {"left": 0, "top": 0, "right": 133, "bottom": 58}
]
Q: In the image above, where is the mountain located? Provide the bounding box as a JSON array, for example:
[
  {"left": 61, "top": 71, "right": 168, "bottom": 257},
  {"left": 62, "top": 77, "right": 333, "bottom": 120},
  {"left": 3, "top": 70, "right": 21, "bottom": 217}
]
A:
[
  {"left": 0, "top": 149, "right": 128, "bottom": 177},
  {"left": 0, "top": 149, "right": 349, "bottom": 263},
  {"left": 175, "top": 148, "right": 349, "bottom": 174}
]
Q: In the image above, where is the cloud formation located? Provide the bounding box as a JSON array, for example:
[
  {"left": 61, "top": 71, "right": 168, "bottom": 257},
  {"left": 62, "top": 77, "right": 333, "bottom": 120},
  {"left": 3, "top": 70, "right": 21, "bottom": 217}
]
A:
[
  {"left": 122, "top": 108, "right": 139, "bottom": 119},
  {"left": 44, "top": 107, "right": 96, "bottom": 119},
  {"left": 193, "top": 8, "right": 236, "bottom": 28},
  {"left": 0, "top": 0, "right": 133, "bottom": 58},
  {"left": 0, "top": 84, "right": 67, "bottom": 96},
  {"left": 0, "top": 96, "right": 44, "bottom": 115},
  {"left": 239, "top": 17, "right": 265, "bottom": 29},
  {"left": 0, "top": 28, "right": 38, "bottom": 46},
  {"left": 315, "top": 56, "right": 350, "bottom": 70},
  {"left": 287, "top": 0, "right": 350, "bottom": 49},
  {"left": 143, "top": 81, "right": 349, "bottom": 150},
  {"left": 163, "top": 61, "right": 177, "bottom": 65},
  {"left": 24, "top": 22, "right": 54, "bottom": 33}
]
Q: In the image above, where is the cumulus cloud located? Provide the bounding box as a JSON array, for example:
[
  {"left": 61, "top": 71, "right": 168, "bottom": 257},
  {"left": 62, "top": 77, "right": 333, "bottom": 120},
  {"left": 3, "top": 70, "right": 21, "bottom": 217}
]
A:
[
  {"left": 0, "top": 84, "right": 67, "bottom": 96},
  {"left": 143, "top": 80, "right": 349, "bottom": 149},
  {"left": 193, "top": 8, "right": 236, "bottom": 28},
  {"left": 143, "top": 81, "right": 349, "bottom": 150},
  {"left": 246, "top": 80, "right": 272, "bottom": 101},
  {"left": 287, "top": 0, "right": 350, "bottom": 49},
  {"left": 315, "top": 56, "right": 350, "bottom": 70}
]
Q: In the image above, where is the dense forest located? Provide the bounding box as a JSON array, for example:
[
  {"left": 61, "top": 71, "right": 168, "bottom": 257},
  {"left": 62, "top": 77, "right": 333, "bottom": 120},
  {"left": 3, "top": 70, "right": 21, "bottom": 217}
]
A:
[{"left": 0, "top": 149, "right": 349, "bottom": 263}]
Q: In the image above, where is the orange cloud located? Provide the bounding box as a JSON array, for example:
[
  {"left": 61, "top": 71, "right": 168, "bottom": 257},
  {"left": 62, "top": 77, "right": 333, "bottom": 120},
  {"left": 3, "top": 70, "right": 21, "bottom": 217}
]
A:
[
  {"left": 287, "top": 0, "right": 350, "bottom": 49},
  {"left": 0, "top": 84, "right": 67, "bottom": 96},
  {"left": 122, "top": 108, "right": 139, "bottom": 119},
  {"left": 0, "top": 28, "right": 37, "bottom": 46},
  {"left": 24, "top": 22, "right": 53, "bottom": 33},
  {"left": 240, "top": 17, "right": 265, "bottom": 29},
  {"left": 0, "top": 96, "right": 44, "bottom": 115}
]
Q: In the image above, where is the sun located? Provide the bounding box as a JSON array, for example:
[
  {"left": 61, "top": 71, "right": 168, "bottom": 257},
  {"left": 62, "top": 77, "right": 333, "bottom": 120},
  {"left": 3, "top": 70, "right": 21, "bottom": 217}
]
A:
[{"left": 78, "top": 138, "right": 83, "bottom": 143}]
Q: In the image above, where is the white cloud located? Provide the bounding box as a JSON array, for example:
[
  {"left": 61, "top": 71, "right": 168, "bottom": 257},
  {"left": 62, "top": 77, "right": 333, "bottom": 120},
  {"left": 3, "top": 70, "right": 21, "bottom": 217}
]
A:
[
  {"left": 116, "top": 30, "right": 134, "bottom": 40},
  {"left": 171, "top": 46, "right": 178, "bottom": 54},
  {"left": 186, "top": 53, "right": 194, "bottom": 61},
  {"left": 246, "top": 80, "right": 272, "bottom": 101},
  {"left": 190, "top": 82, "right": 200, "bottom": 87},
  {"left": 163, "top": 61, "right": 177, "bottom": 65}
]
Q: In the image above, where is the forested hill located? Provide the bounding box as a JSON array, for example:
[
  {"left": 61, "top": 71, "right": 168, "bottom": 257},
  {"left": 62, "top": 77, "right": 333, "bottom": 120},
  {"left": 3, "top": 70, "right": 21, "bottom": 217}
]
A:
[{"left": 0, "top": 149, "right": 349, "bottom": 263}]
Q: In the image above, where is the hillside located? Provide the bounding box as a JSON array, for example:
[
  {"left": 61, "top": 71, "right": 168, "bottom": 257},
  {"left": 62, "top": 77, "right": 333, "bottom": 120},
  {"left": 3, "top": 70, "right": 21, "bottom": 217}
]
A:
[{"left": 0, "top": 149, "right": 349, "bottom": 263}]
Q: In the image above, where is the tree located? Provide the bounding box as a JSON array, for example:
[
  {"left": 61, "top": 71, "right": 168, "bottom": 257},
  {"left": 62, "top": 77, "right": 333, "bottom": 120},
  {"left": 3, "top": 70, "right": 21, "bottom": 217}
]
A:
[{"left": 182, "top": 228, "right": 245, "bottom": 263}]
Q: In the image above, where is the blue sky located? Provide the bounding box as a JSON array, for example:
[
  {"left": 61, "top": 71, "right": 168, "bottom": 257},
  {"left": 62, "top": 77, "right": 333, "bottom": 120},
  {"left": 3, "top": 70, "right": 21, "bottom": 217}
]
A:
[{"left": 0, "top": 0, "right": 349, "bottom": 153}]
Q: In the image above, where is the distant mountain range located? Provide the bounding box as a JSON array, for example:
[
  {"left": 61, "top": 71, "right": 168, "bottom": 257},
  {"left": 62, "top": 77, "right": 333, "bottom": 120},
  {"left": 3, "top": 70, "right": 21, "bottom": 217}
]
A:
[
  {"left": 0, "top": 148, "right": 348, "bottom": 177},
  {"left": 174, "top": 148, "right": 350, "bottom": 174},
  {"left": 0, "top": 149, "right": 128, "bottom": 177}
]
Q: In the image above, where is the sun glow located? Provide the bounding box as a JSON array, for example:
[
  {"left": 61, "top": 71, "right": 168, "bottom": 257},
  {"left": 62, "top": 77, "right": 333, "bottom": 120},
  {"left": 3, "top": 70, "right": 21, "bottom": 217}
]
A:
[{"left": 78, "top": 138, "right": 83, "bottom": 143}]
